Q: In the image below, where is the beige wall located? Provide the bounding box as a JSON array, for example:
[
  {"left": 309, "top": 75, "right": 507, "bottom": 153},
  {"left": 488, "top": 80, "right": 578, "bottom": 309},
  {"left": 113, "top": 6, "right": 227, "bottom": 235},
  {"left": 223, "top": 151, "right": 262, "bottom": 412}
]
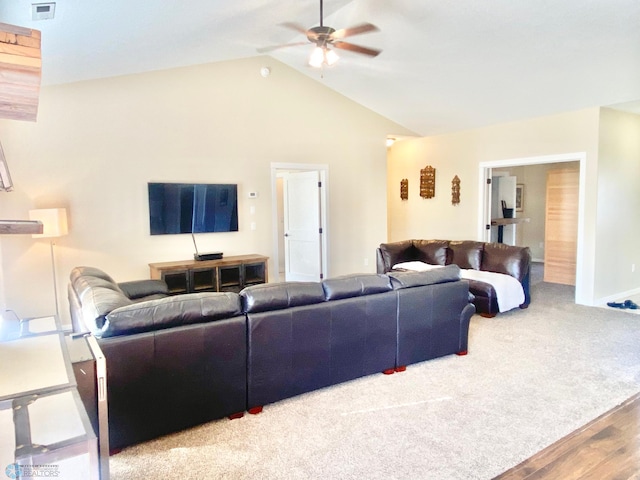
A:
[
  {"left": 0, "top": 56, "right": 413, "bottom": 323},
  {"left": 387, "top": 108, "right": 602, "bottom": 304},
  {"left": 595, "top": 108, "right": 640, "bottom": 300}
]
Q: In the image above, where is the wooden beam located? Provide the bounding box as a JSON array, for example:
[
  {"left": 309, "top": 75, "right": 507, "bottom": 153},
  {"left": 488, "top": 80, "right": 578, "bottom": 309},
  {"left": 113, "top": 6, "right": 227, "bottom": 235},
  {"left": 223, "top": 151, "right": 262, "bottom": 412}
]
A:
[
  {"left": 0, "top": 23, "right": 41, "bottom": 122},
  {"left": 0, "top": 23, "right": 33, "bottom": 37}
]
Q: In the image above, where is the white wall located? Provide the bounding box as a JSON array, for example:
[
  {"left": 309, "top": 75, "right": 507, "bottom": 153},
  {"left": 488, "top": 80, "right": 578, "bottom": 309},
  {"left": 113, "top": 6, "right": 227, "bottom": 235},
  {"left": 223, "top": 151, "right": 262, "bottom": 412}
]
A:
[
  {"left": 0, "top": 56, "right": 414, "bottom": 323},
  {"left": 595, "top": 108, "right": 640, "bottom": 300},
  {"left": 387, "top": 108, "right": 602, "bottom": 304}
]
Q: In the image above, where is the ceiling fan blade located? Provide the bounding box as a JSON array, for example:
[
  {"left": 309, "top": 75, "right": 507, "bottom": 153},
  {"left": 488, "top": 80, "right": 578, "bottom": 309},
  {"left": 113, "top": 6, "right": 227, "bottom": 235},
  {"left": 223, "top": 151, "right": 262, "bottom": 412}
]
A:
[
  {"left": 331, "top": 23, "right": 379, "bottom": 40},
  {"left": 279, "top": 22, "right": 310, "bottom": 36},
  {"left": 332, "top": 41, "right": 381, "bottom": 57},
  {"left": 257, "top": 41, "right": 309, "bottom": 53}
]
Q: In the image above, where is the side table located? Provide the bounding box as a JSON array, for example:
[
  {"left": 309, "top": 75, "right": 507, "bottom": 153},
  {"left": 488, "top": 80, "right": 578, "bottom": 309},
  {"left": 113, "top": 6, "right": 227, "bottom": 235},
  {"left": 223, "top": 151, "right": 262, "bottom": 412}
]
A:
[{"left": 0, "top": 315, "right": 100, "bottom": 480}]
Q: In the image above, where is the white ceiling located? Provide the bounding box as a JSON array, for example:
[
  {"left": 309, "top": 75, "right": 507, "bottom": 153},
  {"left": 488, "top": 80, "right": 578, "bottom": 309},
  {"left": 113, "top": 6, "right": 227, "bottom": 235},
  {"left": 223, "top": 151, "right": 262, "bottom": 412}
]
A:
[{"left": 2, "top": 0, "right": 640, "bottom": 135}]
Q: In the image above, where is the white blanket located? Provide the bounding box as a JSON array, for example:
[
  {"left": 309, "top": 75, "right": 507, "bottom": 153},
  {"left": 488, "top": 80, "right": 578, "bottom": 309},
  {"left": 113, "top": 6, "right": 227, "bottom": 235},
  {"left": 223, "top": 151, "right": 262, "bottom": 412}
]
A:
[
  {"left": 393, "top": 261, "right": 443, "bottom": 272},
  {"left": 393, "top": 261, "right": 525, "bottom": 313}
]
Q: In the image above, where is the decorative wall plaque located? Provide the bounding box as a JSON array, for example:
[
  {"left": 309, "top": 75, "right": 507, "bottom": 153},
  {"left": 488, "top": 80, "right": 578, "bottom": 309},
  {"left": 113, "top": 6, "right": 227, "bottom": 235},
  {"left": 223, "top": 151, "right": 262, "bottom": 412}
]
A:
[
  {"left": 400, "top": 179, "right": 408, "bottom": 200},
  {"left": 451, "top": 175, "right": 461, "bottom": 205},
  {"left": 420, "top": 165, "right": 436, "bottom": 199}
]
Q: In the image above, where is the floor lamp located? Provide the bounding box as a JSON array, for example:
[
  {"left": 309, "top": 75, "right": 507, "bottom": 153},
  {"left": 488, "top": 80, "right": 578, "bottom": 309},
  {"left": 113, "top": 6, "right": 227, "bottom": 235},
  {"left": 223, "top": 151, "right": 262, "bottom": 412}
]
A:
[{"left": 28, "top": 208, "right": 68, "bottom": 318}]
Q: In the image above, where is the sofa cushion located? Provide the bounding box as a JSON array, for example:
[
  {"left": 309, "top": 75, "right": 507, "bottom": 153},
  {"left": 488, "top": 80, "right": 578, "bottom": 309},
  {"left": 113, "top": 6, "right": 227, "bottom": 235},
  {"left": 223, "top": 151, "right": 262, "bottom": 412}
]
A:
[
  {"left": 388, "top": 264, "right": 461, "bottom": 289},
  {"left": 240, "top": 282, "right": 326, "bottom": 313},
  {"left": 73, "top": 275, "right": 124, "bottom": 299},
  {"left": 99, "top": 292, "right": 242, "bottom": 338},
  {"left": 448, "top": 241, "right": 484, "bottom": 270},
  {"left": 118, "top": 279, "right": 170, "bottom": 299},
  {"left": 412, "top": 239, "right": 449, "bottom": 265},
  {"left": 80, "top": 285, "right": 134, "bottom": 333},
  {"left": 378, "top": 240, "right": 416, "bottom": 271},
  {"left": 322, "top": 274, "right": 392, "bottom": 301},
  {"left": 481, "top": 242, "right": 531, "bottom": 281},
  {"left": 70, "top": 266, "right": 116, "bottom": 285}
]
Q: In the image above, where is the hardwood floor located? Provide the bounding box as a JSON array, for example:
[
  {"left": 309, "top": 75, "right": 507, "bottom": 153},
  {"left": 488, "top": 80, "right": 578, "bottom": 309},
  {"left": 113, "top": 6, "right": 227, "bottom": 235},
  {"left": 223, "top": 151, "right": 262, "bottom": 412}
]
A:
[{"left": 494, "top": 392, "right": 640, "bottom": 479}]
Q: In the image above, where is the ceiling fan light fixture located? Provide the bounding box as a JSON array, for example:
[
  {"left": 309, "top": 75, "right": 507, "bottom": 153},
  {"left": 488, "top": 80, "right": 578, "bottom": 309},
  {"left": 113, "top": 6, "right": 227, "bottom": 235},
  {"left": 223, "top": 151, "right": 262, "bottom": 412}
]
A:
[
  {"left": 309, "top": 46, "right": 325, "bottom": 68},
  {"left": 309, "top": 46, "right": 339, "bottom": 68},
  {"left": 325, "top": 48, "right": 339, "bottom": 66}
]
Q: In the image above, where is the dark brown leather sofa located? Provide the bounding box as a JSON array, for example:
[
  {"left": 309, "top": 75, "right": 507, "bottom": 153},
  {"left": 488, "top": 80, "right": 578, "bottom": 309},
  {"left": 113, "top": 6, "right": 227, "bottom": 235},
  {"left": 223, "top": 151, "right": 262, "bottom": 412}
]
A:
[
  {"left": 69, "top": 265, "right": 475, "bottom": 450},
  {"left": 376, "top": 240, "right": 531, "bottom": 317},
  {"left": 68, "top": 266, "right": 248, "bottom": 450},
  {"left": 241, "top": 267, "right": 475, "bottom": 413}
]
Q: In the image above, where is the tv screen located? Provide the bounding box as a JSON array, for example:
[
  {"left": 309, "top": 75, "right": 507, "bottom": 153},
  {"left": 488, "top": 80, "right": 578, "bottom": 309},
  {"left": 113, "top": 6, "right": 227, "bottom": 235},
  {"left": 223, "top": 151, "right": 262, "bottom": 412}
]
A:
[{"left": 148, "top": 183, "right": 238, "bottom": 235}]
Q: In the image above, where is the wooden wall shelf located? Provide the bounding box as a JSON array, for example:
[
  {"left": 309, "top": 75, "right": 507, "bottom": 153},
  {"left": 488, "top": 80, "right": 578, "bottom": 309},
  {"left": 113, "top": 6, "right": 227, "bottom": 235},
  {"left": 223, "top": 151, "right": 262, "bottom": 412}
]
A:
[{"left": 0, "top": 219, "right": 43, "bottom": 234}]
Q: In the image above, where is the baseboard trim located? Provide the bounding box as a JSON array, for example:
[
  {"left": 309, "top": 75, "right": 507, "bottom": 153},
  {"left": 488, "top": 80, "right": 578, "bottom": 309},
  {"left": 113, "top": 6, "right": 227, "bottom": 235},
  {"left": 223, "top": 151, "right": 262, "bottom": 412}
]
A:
[{"left": 596, "top": 286, "right": 640, "bottom": 306}]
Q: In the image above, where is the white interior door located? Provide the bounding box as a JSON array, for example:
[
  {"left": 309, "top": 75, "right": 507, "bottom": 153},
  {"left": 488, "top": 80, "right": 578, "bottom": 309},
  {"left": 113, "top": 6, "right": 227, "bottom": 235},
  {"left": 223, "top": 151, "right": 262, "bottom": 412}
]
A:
[
  {"left": 283, "top": 171, "right": 322, "bottom": 281},
  {"left": 491, "top": 175, "right": 517, "bottom": 245}
]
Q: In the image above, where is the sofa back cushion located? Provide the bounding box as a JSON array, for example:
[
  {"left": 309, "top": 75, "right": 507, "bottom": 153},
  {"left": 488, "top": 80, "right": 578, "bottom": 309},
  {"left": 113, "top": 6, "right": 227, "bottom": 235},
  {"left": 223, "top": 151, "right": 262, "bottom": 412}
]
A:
[
  {"left": 118, "top": 280, "right": 169, "bottom": 300},
  {"left": 70, "top": 266, "right": 117, "bottom": 285},
  {"left": 322, "top": 274, "right": 392, "bottom": 301},
  {"left": 240, "top": 282, "right": 326, "bottom": 313},
  {"left": 100, "top": 292, "right": 242, "bottom": 338},
  {"left": 448, "top": 241, "right": 484, "bottom": 270},
  {"left": 481, "top": 242, "right": 531, "bottom": 281},
  {"left": 388, "top": 264, "right": 461, "bottom": 289},
  {"left": 377, "top": 240, "right": 416, "bottom": 271},
  {"left": 80, "top": 285, "right": 133, "bottom": 333},
  {"left": 73, "top": 275, "right": 123, "bottom": 298},
  {"left": 412, "top": 239, "right": 449, "bottom": 266}
]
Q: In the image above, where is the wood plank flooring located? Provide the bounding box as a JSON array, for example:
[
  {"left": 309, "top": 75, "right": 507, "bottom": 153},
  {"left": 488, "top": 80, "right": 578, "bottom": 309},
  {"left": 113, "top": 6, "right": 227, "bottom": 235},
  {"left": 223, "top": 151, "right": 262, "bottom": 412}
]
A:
[{"left": 494, "top": 392, "right": 640, "bottom": 479}]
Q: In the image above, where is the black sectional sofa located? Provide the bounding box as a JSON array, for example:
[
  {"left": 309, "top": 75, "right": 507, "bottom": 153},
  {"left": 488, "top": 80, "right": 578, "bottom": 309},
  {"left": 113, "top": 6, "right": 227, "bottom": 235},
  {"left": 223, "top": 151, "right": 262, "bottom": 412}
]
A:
[
  {"left": 69, "top": 265, "right": 475, "bottom": 450},
  {"left": 376, "top": 239, "right": 532, "bottom": 317},
  {"left": 68, "top": 267, "right": 248, "bottom": 450}
]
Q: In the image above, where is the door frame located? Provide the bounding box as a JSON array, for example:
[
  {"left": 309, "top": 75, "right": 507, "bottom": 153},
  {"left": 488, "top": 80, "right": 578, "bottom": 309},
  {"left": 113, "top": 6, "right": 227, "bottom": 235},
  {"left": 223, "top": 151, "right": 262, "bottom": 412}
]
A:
[
  {"left": 271, "top": 162, "right": 329, "bottom": 283},
  {"left": 478, "top": 152, "right": 587, "bottom": 304}
]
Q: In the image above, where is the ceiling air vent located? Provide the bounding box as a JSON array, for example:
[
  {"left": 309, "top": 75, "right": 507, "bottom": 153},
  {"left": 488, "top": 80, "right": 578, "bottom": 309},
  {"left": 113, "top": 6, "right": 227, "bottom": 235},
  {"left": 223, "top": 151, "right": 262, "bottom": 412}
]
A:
[{"left": 31, "top": 3, "right": 55, "bottom": 21}]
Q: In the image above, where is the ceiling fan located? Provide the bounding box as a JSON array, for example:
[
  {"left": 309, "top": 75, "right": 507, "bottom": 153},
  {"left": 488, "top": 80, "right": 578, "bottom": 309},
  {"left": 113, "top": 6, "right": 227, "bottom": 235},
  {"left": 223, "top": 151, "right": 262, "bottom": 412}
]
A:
[{"left": 257, "top": 0, "right": 382, "bottom": 68}]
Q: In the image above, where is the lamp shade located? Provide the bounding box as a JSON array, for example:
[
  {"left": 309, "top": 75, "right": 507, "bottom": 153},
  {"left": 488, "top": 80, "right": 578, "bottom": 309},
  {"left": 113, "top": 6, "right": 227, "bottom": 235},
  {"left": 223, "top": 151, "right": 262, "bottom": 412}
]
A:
[{"left": 28, "top": 208, "right": 68, "bottom": 238}]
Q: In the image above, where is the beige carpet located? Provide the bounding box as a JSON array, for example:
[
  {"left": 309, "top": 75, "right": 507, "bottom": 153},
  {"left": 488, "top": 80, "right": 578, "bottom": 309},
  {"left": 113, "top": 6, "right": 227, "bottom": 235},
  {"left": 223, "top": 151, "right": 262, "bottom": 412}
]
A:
[{"left": 109, "top": 280, "right": 640, "bottom": 480}]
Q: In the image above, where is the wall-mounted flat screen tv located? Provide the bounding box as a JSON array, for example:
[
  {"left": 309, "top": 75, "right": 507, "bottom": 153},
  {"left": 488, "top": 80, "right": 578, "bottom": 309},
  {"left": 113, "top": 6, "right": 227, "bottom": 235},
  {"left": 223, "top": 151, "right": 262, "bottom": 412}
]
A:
[{"left": 148, "top": 183, "right": 238, "bottom": 235}]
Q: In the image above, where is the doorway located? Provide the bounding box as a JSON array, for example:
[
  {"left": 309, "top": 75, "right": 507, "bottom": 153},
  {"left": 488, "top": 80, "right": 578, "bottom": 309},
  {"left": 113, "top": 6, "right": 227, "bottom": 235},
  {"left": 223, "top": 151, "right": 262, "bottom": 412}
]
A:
[
  {"left": 271, "top": 163, "right": 328, "bottom": 282},
  {"left": 478, "top": 152, "right": 587, "bottom": 303}
]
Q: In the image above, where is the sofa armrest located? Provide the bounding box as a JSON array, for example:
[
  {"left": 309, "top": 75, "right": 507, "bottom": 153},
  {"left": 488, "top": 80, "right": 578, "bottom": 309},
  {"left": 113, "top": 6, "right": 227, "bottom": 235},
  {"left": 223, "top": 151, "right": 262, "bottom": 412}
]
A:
[
  {"left": 458, "top": 303, "right": 476, "bottom": 353},
  {"left": 118, "top": 279, "right": 169, "bottom": 300}
]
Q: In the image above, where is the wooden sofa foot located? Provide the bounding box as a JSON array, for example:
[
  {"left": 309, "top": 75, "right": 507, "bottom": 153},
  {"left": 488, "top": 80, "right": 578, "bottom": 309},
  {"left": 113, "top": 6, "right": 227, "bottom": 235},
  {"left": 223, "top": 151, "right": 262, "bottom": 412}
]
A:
[
  {"left": 479, "top": 312, "right": 496, "bottom": 318},
  {"left": 382, "top": 368, "right": 395, "bottom": 375},
  {"left": 248, "top": 406, "right": 263, "bottom": 415},
  {"left": 228, "top": 412, "right": 244, "bottom": 420},
  {"left": 456, "top": 350, "right": 468, "bottom": 356},
  {"left": 395, "top": 365, "right": 406, "bottom": 372}
]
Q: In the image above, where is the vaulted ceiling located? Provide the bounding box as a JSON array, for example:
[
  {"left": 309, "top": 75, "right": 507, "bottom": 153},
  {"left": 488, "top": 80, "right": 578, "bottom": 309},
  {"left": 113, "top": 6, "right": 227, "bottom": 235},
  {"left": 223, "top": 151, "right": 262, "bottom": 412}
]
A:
[{"left": 2, "top": 0, "right": 639, "bottom": 135}]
